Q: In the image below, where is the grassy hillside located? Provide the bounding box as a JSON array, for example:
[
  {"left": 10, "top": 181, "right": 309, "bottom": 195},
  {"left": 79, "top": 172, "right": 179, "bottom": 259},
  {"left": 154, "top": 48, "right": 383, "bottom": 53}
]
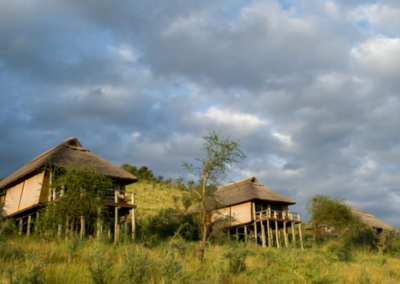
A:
[
  {"left": 126, "top": 181, "right": 184, "bottom": 217},
  {"left": 1, "top": 237, "right": 400, "bottom": 283},
  {"left": 2, "top": 180, "right": 400, "bottom": 283}
]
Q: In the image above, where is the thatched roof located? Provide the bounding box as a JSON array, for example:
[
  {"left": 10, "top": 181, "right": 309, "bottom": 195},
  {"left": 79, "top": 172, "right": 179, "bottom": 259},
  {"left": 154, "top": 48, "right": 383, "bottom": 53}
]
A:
[
  {"left": 352, "top": 210, "right": 393, "bottom": 230},
  {"left": 216, "top": 176, "right": 296, "bottom": 206},
  {"left": 188, "top": 176, "right": 295, "bottom": 213},
  {"left": 0, "top": 137, "right": 138, "bottom": 189},
  {"left": 305, "top": 209, "right": 393, "bottom": 230}
]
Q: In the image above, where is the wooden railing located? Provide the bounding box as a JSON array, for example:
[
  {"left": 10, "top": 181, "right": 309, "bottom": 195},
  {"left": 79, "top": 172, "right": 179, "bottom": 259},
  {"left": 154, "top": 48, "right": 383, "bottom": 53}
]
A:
[{"left": 255, "top": 209, "right": 300, "bottom": 221}]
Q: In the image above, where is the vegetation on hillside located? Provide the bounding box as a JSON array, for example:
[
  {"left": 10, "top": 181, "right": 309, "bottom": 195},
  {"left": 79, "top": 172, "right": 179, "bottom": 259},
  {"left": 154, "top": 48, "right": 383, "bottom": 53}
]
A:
[{"left": 182, "top": 132, "right": 246, "bottom": 261}]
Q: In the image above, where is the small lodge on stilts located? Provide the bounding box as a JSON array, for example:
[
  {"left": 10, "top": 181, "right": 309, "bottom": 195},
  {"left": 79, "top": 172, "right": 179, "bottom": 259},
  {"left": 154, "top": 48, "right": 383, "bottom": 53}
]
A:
[
  {"left": 192, "top": 176, "right": 304, "bottom": 249},
  {"left": 0, "top": 137, "right": 138, "bottom": 241}
]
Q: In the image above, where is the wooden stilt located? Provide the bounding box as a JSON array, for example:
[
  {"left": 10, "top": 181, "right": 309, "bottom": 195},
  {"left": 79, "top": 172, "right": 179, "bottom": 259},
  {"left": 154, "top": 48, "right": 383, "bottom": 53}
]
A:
[
  {"left": 131, "top": 193, "right": 136, "bottom": 240},
  {"left": 261, "top": 221, "right": 266, "bottom": 247},
  {"left": 252, "top": 202, "right": 258, "bottom": 245},
  {"left": 236, "top": 227, "right": 239, "bottom": 242},
  {"left": 275, "top": 221, "right": 280, "bottom": 249},
  {"left": 19, "top": 219, "right": 23, "bottom": 236},
  {"left": 97, "top": 216, "right": 101, "bottom": 239},
  {"left": 283, "top": 222, "right": 289, "bottom": 248},
  {"left": 27, "top": 216, "right": 31, "bottom": 236},
  {"left": 245, "top": 226, "right": 248, "bottom": 244},
  {"left": 267, "top": 219, "right": 271, "bottom": 247},
  {"left": 298, "top": 223, "right": 304, "bottom": 250},
  {"left": 291, "top": 222, "right": 296, "bottom": 246},
  {"left": 114, "top": 189, "right": 119, "bottom": 243},
  {"left": 124, "top": 211, "right": 128, "bottom": 240},
  {"left": 35, "top": 212, "right": 39, "bottom": 233},
  {"left": 80, "top": 216, "right": 85, "bottom": 239},
  {"left": 58, "top": 224, "right": 62, "bottom": 238},
  {"left": 254, "top": 222, "right": 258, "bottom": 244},
  {"left": 270, "top": 227, "right": 274, "bottom": 246}
]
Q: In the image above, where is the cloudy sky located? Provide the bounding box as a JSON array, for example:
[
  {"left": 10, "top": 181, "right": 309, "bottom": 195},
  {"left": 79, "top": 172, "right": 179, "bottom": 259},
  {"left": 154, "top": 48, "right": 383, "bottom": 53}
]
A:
[{"left": 1, "top": 0, "right": 400, "bottom": 226}]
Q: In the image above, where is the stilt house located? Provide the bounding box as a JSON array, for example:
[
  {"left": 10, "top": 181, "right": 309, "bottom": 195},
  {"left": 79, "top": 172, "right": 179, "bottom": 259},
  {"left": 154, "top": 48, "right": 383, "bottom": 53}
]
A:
[
  {"left": 190, "top": 176, "right": 303, "bottom": 249},
  {"left": 0, "top": 137, "right": 138, "bottom": 240}
]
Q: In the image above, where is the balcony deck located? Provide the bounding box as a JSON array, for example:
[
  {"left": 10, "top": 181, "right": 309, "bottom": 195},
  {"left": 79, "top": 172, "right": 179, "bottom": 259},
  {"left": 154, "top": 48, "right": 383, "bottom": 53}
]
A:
[{"left": 254, "top": 209, "right": 301, "bottom": 223}]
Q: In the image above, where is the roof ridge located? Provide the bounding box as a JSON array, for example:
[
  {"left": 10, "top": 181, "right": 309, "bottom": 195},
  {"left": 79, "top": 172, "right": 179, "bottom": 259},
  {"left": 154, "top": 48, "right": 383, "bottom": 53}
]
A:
[
  {"left": 25, "top": 137, "right": 82, "bottom": 166},
  {"left": 217, "top": 176, "right": 258, "bottom": 191}
]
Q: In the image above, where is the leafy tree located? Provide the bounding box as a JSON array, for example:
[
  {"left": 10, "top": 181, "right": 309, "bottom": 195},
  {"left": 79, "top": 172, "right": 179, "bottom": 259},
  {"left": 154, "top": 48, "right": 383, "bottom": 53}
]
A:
[
  {"left": 307, "top": 194, "right": 375, "bottom": 256},
  {"left": 307, "top": 195, "right": 355, "bottom": 241},
  {"left": 374, "top": 229, "right": 399, "bottom": 255},
  {"left": 120, "top": 164, "right": 155, "bottom": 181},
  {"left": 183, "top": 132, "right": 245, "bottom": 261},
  {"left": 41, "top": 165, "right": 114, "bottom": 237}
]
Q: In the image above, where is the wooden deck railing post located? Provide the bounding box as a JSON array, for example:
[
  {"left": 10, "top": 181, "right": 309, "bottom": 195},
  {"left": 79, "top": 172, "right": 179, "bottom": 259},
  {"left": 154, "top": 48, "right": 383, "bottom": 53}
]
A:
[{"left": 267, "top": 219, "right": 271, "bottom": 247}]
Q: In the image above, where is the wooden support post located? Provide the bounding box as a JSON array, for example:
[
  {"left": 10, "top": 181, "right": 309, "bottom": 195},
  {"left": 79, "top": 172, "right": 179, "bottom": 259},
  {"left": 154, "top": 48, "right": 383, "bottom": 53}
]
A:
[
  {"left": 80, "top": 216, "right": 85, "bottom": 239},
  {"left": 252, "top": 202, "right": 257, "bottom": 245},
  {"left": 275, "top": 221, "right": 280, "bottom": 249},
  {"left": 19, "top": 219, "right": 23, "bottom": 236},
  {"left": 267, "top": 219, "right": 271, "bottom": 247},
  {"left": 291, "top": 222, "right": 296, "bottom": 246},
  {"left": 261, "top": 221, "right": 266, "bottom": 247},
  {"left": 236, "top": 227, "right": 239, "bottom": 242},
  {"left": 48, "top": 172, "right": 53, "bottom": 202},
  {"left": 124, "top": 211, "right": 128, "bottom": 240},
  {"left": 283, "top": 222, "right": 289, "bottom": 248},
  {"left": 58, "top": 224, "right": 62, "bottom": 238},
  {"left": 254, "top": 222, "right": 258, "bottom": 245},
  {"left": 114, "top": 189, "right": 119, "bottom": 243},
  {"left": 97, "top": 216, "right": 101, "bottom": 239},
  {"left": 298, "top": 223, "right": 304, "bottom": 250},
  {"left": 35, "top": 212, "right": 39, "bottom": 233},
  {"left": 131, "top": 193, "right": 136, "bottom": 240},
  {"left": 227, "top": 228, "right": 231, "bottom": 240},
  {"left": 270, "top": 227, "right": 274, "bottom": 246},
  {"left": 245, "top": 226, "right": 248, "bottom": 244},
  {"left": 27, "top": 215, "right": 31, "bottom": 236}
]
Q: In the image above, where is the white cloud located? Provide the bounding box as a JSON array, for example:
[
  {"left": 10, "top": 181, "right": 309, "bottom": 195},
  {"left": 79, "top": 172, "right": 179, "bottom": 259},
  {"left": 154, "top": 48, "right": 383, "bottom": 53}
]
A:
[
  {"left": 273, "top": 132, "right": 294, "bottom": 148},
  {"left": 195, "top": 106, "right": 268, "bottom": 130},
  {"left": 352, "top": 36, "right": 400, "bottom": 78}
]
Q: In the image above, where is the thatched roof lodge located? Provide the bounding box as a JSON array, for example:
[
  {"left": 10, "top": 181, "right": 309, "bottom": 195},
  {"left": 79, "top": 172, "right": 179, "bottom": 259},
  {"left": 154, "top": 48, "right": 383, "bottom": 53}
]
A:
[
  {"left": 0, "top": 137, "right": 138, "bottom": 240},
  {"left": 189, "top": 176, "right": 303, "bottom": 249}
]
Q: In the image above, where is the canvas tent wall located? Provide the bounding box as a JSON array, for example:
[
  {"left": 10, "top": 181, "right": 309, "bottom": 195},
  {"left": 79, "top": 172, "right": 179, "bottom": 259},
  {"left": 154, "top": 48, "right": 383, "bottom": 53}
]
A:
[{"left": 2, "top": 172, "right": 45, "bottom": 217}]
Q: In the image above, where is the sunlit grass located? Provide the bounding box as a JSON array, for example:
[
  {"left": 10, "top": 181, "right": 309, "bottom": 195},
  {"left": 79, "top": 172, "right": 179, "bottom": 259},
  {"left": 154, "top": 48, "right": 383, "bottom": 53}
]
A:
[{"left": 1, "top": 236, "right": 400, "bottom": 283}]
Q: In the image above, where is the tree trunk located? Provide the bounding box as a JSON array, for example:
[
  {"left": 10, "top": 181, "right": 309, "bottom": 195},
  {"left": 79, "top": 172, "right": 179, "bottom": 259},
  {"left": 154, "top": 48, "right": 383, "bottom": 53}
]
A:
[{"left": 198, "top": 241, "right": 205, "bottom": 261}]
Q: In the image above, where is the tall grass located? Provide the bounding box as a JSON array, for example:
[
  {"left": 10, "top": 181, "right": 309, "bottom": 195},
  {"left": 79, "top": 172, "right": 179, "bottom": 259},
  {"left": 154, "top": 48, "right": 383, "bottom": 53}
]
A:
[{"left": 1, "top": 236, "right": 400, "bottom": 283}]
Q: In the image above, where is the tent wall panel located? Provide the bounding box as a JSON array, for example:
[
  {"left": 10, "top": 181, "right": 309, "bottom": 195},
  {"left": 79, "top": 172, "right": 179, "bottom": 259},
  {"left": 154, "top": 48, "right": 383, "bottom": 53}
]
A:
[
  {"left": 3, "top": 182, "right": 24, "bottom": 216},
  {"left": 19, "top": 172, "right": 45, "bottom": 211},
  {"left": 231, "top": 202, "right": 252, "bottom": 225}
]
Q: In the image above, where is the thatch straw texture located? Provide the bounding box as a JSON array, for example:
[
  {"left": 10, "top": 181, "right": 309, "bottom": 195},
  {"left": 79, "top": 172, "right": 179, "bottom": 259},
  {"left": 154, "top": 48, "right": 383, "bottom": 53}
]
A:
[
  {"left": 0, "top": 137, "right": 137, "bottom": 189},
  {"left": 188, "top": 176, "right": 295, "bottom": 213}
]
